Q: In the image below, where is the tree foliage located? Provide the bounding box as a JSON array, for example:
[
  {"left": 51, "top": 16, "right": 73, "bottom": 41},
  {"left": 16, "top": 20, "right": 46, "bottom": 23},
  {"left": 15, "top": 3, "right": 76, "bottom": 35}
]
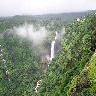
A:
[{"left": 39, "top": 14, "right": 96, "bottom": 96}]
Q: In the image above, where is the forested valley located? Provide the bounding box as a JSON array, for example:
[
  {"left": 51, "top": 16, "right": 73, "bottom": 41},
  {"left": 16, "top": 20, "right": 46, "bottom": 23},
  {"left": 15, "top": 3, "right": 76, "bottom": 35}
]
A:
[{"left": 0, "top": 10, "right": 96, "bottom": 96}]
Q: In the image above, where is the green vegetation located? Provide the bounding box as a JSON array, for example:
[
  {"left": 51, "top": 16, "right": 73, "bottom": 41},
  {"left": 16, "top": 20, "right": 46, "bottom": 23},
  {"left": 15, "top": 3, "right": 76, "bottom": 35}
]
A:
[
  {"left": 0, "top": 11, "right": 96, "bottom": 96},
  {"left": 0, "top": 13, "right": 65, "bottom": 96},
  {"left": 0, "top": 32, "right": 42, "bottom": 96},
  {"left": 39, "top": 14, "right": 96, "bottom": 96}
]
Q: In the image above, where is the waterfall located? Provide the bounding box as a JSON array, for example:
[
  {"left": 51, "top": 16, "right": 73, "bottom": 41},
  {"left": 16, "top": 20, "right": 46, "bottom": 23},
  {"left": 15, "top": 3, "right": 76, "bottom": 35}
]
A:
[
  {"left": 50, "top": 31, "right": 58, "bottom": 61},
  {"left": 35, "top": 32, "right": 58, "bottom": 93},
  {"left": 50, "top": 40, "right": 55, "bottom": 61}
]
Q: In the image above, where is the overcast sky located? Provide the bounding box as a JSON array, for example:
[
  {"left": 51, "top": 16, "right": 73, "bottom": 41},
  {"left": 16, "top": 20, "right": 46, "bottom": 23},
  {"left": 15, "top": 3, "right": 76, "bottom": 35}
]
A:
[{"left": 0, "top": 0, "right": 96, "bottom": 16}]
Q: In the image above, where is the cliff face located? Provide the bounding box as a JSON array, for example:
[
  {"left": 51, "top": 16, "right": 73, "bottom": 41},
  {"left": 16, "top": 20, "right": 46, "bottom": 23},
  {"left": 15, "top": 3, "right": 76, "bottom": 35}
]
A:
[{"left": 39, "top": 14, "right": 96, "bottom": 96}]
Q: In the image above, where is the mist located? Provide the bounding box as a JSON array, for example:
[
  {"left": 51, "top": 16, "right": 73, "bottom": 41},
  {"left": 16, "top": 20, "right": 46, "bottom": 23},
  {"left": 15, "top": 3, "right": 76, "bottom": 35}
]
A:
[
  {"left": 14, "top": 24, "right": 47, "bottom": 45},
  {"left": 13, "top": 23, "right": 49, "bottom": 58}
]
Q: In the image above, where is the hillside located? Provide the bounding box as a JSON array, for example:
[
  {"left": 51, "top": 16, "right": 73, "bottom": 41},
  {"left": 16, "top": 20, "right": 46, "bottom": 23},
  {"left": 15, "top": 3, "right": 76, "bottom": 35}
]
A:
[
  {"left": 0, "top": 10, "right": 96, "bottom": 33},
  {"left": 39, "top": 14, "right": 96, "bottom": 96},
  {"left": 0, "top": 11, "right": 96, "bottom": 96},
  {"left": 33, "top": 10, "right": 96, "bottom": 22},
  {"left": 0, "top": 32, "right": 42, "bottom": 96}
]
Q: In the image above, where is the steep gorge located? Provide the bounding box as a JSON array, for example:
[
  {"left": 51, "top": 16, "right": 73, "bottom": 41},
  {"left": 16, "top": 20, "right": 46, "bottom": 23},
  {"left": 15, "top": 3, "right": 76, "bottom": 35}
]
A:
[{"left": 39, "top": 14, "right": 96, "bottom": 96}]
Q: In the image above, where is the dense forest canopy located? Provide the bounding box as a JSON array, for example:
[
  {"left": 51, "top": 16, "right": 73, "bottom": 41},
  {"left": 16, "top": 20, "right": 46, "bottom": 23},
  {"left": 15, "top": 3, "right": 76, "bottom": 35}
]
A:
[
  {"left": 0, "top": 10, "right": 96, "bottom": 96},
  {"left": 39, "top": 14, "right": 96, "bottom": 96}
]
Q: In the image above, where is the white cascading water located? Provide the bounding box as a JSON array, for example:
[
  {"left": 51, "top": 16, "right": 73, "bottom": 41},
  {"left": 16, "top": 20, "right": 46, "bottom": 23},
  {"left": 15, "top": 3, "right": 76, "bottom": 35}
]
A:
[
  {"left": 50, "top": 41, "right": 55, "bottom": 61},
  {"left": 35, "top": 32, "right": 58, "bottom": 93},
  {"left": 50, "top": 31, "right": 58, "bottom": 61}
]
